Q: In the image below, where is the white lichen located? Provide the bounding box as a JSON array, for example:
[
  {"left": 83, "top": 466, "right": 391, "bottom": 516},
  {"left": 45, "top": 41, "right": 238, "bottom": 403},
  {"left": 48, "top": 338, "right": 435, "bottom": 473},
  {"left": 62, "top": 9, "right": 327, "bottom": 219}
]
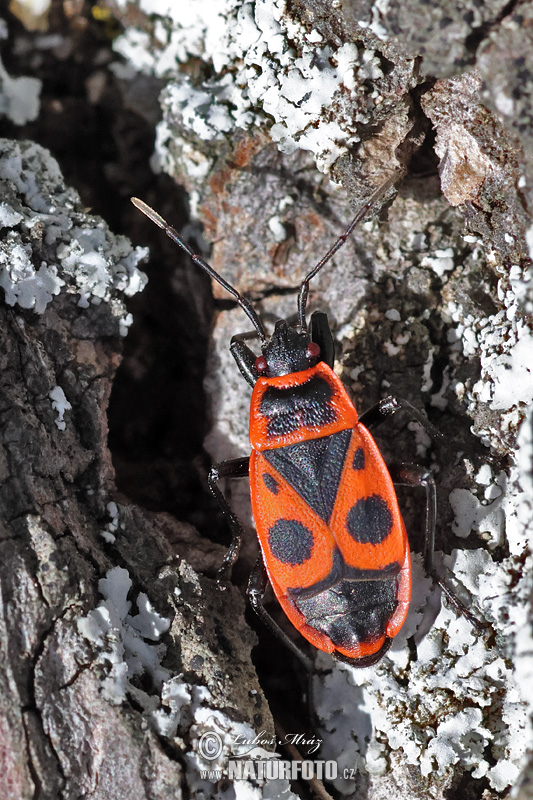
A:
[
  {"left": 49, "top": 385, "right": 72, "bottom": 431},
  {"left": 78, "top": 557, "right": 298, "bottom": 800},
  {"left": 100, "top": 501, "right": 120, "bottom": 543},
  {"left": 0, "top": 241, "right": 65, "bottom": 312},
  {"left": 0, "top": 139, "right": 147, "bottom": 328},
  {"left": 0, "top": 53, "right": 41, "bottom": 126},
  {"left": 77, "top": 564, "right": 171, "bottom": 707},
  {"left": 447, "top": 256, "right": 533, "bottom": 438},
  {"left": 420, "top": 247, "right": 455, "bottom": 277},
  {"left": 113, "top": 0, "right": 404, "bottom": 174}
]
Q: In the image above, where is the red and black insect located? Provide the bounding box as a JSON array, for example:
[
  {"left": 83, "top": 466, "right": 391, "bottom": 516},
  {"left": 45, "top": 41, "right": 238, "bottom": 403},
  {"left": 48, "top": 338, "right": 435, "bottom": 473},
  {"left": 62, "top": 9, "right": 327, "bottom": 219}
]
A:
[{"left": 132, "top": 176, "right": 472, "bottom": 669}]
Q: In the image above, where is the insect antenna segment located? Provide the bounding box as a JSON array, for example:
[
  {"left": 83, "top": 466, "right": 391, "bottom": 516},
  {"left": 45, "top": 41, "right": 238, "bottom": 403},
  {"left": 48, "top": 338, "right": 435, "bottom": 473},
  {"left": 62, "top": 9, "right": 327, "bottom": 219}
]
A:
[
  {"left": 131, "top": 196, "right": 267, "bottom": 343},
  {"left": 133, "top": 169, "right": 401, "bottom": 341},
  {"left": 297, "top": 171, "right": 402, "bottom": 331}
]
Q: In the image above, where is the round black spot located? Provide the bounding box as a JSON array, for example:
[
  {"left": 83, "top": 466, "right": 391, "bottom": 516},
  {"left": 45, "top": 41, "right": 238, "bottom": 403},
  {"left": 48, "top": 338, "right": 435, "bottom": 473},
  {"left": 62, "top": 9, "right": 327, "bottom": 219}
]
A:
[
  {"left": 346, "top": 495, "right": 393, "bottom": 545},
  {"left": 190, "top": 655, "right": 205, "bottom": 670},
  {"left": 352, "top": 447, "right": 365, "bottom": 471},
  {"left": 268, "top": 519, "right": 314, "bottom": 565},
  {"left": 262, "top": 472, "right": 279, "bottom": 495}
]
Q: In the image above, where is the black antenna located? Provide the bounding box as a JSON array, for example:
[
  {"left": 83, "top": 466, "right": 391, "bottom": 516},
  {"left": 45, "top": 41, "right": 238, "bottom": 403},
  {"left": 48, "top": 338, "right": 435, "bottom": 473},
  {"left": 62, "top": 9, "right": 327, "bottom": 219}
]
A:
[
  {"left": 297, "top": 171, "right": 402, "bottom": 331},
  {"left": 131, "top": 197, "right": 267, "bottom": 343}
]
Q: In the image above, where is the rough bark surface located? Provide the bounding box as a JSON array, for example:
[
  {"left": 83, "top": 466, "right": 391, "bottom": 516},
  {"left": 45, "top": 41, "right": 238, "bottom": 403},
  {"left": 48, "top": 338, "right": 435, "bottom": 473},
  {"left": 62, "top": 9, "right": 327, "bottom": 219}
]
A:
[{"left": 0, "top": 140, "right": 270, "bottom": 799}]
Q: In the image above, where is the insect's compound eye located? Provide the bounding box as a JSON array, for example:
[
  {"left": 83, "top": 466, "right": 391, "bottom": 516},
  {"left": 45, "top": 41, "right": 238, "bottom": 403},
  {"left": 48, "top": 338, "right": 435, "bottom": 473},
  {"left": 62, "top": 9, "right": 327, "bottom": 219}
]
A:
[
  {"left": 306, "top": 342, "right": 321, "bottom": 360},
  {"left": 255, "top": 355, "right": 268, "bottom": 373}
]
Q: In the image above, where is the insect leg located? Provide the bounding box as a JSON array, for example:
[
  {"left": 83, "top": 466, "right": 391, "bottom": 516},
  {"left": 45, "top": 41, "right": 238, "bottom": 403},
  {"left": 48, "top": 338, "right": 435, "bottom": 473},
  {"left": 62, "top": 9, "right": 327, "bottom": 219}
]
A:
[
  {"left": 387, "top": 463, "right": 437, "bottom": 573},
  {"left": 361, "top": 395, "right": 499, "bottom": 466},
  {"left": 230, "top": 332, "right": 259, "bottom": 387},
  {"left": 309, "top": 310, "right": 335, "bottom": 368},
  {"left": 208, "top": 457, "right": 250, "bottom": 579},
  {"left": 360, "top": 396, "right": 445, "bottom": 444},
  {"left": 248, "top": 558, "right": 314, "bottom": 673},
  {"left": 388, "top": 462, "right": 486, "bottom": 632}
]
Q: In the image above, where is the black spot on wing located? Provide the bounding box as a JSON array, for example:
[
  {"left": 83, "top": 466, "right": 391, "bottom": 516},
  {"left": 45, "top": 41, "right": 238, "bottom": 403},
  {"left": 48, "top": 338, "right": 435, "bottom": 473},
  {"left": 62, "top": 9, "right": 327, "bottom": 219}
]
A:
[
  {"left": 263, "top": 429, "right": 351, "bottom": 522},
  {"left": 346, "top": 495, "right": 393, "bottom": 544},
  {"left": 260, "top": 375, "right": 335, "bottom": 437},
  {"left": 262, "top": 472, "right": 279, "bottom": 494},
  {"left": 352, "top": 447, "right": 365, "bottom": 470},
  {"left": 268, "top": 519, "right": 314, "bottom": 565}
]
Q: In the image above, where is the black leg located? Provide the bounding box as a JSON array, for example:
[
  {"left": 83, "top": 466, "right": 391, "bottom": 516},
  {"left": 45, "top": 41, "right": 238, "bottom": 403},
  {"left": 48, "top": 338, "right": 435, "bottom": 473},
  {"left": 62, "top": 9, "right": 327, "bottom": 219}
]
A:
[
  {"left": 360, "top": 395, "right": 446, "bottom": 444},
  {"left": 208, "top": 457, "right": 250, "bottom": 579},
  {"left": 230, "top": 332, "right": 260, "bottom": 387},
  {"left": 360, "top": 395, "right": 499, "bottom": 466},
  {"left": 389, "top": 461, "right": 486, "bottom": 632},
  {"left": 309, "top": 310, "right": 335, "bottom": 368},
  {"left": 247, "top": 558, "right": 314, "bottom": 673},
  {"left": 388, "top": 462, "right": 437, "bottom": 574}
]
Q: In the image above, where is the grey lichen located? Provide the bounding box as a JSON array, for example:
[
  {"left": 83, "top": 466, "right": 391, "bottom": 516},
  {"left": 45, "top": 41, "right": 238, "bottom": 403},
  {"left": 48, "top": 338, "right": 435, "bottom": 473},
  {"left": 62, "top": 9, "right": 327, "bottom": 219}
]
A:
[{"left": 0, "top": 139, "right": 147, "bottom": 332}]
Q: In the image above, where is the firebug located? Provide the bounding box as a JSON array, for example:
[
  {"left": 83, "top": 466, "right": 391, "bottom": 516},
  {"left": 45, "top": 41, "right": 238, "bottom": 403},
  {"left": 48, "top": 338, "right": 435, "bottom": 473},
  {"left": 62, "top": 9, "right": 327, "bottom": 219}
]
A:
[{"left": 132, "top": 174, "right": 481, "bottom": 669}]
